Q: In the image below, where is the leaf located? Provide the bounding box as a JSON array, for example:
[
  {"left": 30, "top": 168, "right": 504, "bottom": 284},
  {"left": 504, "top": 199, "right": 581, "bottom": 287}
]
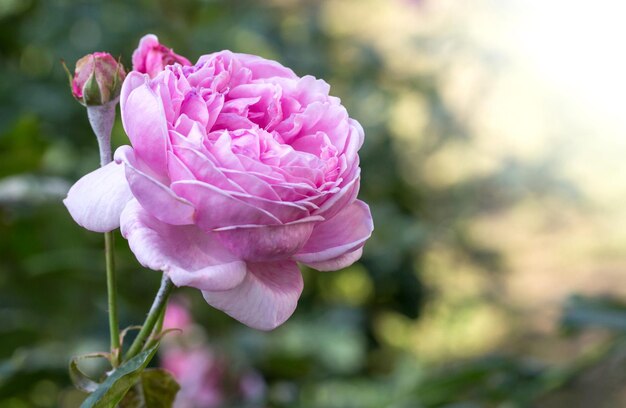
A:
[
  {"left": 80, "top": 345, "right": 159, "bottom": 408},
  {"left": 141, "top": 369, "right": 180, "bottom": 407},
  {"left": 561, "top": 295, "right": 626, "bottom": 333},
  {"left": 119, "top": 369, "right": 180, "bottom": 408},
  {"left": 69, "top": 352, "right": 111, "bottom": 393}
]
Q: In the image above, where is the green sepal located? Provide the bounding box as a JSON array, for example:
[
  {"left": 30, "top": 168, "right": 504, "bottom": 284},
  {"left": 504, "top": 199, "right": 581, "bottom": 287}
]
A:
[{"left": 83, "top": 69, "right": 103, "bottom": 106}]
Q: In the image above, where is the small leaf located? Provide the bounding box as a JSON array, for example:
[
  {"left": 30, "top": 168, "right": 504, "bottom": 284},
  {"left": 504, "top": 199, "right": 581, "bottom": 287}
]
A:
[
  {"left": 69, "top": 352, "right": 111, "bottom": 393},
  {"left": 561, "top": 295, "right": 626, "bottom": 333},
  {"left": 141, "top": 369, "right": 180, "bottom": 407},
  {"left": 80, "top": 345, "right": 159, "bottom": 408},
  {"left": 120, "top": 369, "right": 180, "bottom": 408}
]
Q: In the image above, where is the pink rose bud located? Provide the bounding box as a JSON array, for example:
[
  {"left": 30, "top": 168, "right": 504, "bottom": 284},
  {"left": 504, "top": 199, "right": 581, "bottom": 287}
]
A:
[
  {"left": 66, "top": 52, "right": 126, "bottom": 106},
  {"left": 132, "top": 34, "right": 191, "bottom": 78},
  {"left": 163, "top": 301, "right": 193, "bottom": 331}
]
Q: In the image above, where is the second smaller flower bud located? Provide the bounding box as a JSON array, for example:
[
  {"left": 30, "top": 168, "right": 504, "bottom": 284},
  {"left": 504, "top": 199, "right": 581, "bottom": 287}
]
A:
[{"left": 66, "top": 52, "right": 126, "bottom": 106}]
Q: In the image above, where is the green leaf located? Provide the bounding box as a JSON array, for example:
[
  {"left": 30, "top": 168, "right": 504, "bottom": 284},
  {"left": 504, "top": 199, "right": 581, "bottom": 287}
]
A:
[
  {"left": 119, "top": 369, "right": 180, "bottom": 408},
  {"left": 561, "top": 295, "right": 626, "bottom": 332},
  {"left": 80, "top": 345, "right": 159, "bottom": 408},
  {"left": 69, "top": 352, "right": 111, "bottom": 393}
]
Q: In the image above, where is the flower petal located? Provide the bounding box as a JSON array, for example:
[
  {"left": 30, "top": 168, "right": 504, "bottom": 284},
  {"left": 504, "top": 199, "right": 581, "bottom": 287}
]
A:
[
  {"left": 120, "top": 200, "right": 247, "bottom": 291},
  {"left": 302, "top": 247, "right": 363, "bottom": 272},
  {"left": 63, "top": 161, "right": 132, "bottom": 233},
  {"left": 202, "top": 261, "right": 303, "bottom": 330},
  {"left": 313, "top": 170, "right": 360, "bottom": 220},
  {"left": 215, "top": 216, "right": 323, "bottom": 262},
  {"left": 115, "top": 146, "right": 195, "bottom": 226},
  {"left": 294, "top": 200, "right": 372, "bottom": 268},
  {"left": 120, "top": 72, "right": 169, "bottom": 174},
  {"left": 171, "top": 180, "right": 282, "bottom": 229}
]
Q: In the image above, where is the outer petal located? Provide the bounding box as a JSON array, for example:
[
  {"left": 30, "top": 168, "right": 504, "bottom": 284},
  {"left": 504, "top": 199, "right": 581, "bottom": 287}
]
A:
[
  {"left": 215, "top": 216, "right": 323, "bottom": 262},
  {"left": 63, "top": 161, "right": 132, "bottom": 233},
  {"left": 303, "top": 247, "right": 363, "bottom": 272},
  {"left": 115, "top": 146, "right": 195, "bottom": 225},
  {"left": 202, "top": 261, "right": 303, "bottom": 330},
  {"left": 294, "top": 200, "right": 373, "bottom": 268},
  {"left": 120, "top": 200, "right": 247, "bottom": 291},
  {"left": 120, "top": 72, "right": 169, "bottom": 174}
]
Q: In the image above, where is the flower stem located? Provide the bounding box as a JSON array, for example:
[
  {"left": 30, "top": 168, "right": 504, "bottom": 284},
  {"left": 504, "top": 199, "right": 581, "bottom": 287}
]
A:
[
  {"left": 104, "top": 231, "right": 120, "bottom": 367},
  {"left": 87, "top": 102, "right": 120, "bottom": 365},
  {"left": 124, "top": 274, "right": 174, "bottom": 361},
  {"left": 87, "top": 103, "right": 115, "bottom": 167}
]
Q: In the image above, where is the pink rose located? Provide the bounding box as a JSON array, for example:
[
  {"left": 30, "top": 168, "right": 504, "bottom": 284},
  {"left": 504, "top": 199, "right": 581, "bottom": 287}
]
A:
[
  {"left": 64, "top": 36, "right": 374, "bottom": 330},
  {"left": 163, "top": 300, "right": 193, "bottom": 331},
  {"left": 132, "top": 34, "right": 191, "bottom": 78},
  {"left": 161, "top": 347, "right": 225, "bottom": 408}
]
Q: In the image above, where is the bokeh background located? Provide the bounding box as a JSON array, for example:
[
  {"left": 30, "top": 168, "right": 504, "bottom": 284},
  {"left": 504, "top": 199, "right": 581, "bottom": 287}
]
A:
[{"left": 2, "top": 0, "right": 626, "bottom": 407}]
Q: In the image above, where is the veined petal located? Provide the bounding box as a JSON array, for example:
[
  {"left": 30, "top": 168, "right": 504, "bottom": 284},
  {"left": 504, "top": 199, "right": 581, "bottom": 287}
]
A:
[
  {"left": 215, "top": 216, "right": 323, "bottom": 262},
  {"left": 202, "top": 260, "right": 303, "bottom": 330},
  {"left": 120, "top": 200, "right": 247, "bottom": 291},
  {"left": 294, "top": 200, "right": 372, "bottom": 268},
  {"left": 303, "top": 247, "right": 363, "bottom": 272},
  {"left": 171, "top": 180, "right": 282, "bottom": 229},
  {"left": 115, "top": 146, "right": 195, "bottom": 226}
]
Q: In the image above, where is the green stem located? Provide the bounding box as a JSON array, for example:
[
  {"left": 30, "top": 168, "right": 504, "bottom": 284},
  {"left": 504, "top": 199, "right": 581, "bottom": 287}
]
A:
[
  {"left": 144, "top": 305, "right": 167, "bottom": 351},
  {"left": 124, "top": 274, "right": 174, "bottom": 361},
  {"left": 104, "top": 231, "right": 120, "bottom": 367}
]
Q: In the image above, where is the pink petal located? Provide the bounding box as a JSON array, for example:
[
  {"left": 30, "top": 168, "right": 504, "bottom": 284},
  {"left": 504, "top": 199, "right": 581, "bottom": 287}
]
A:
[
  {"left": 294, "top": 200, "right": 372, "bottom": 268},
  {"left": 202, "top": 261, "right": 303, "bottom": 330},
  {"left": 173, "top": 145, "right": 245, "bottom": 193},
  {"left": 303, "top": 247, "right": 363, "bottom": 272},
  {"left": 232, "top": 192, "right": 311, "bottom": 224},
  {"left": 115, "top": 146, "right": 195, "bottom": 226},
  {"left": 171, "top": 180, "right": 282, "bottom": 229},
  {"left": 313, "top": 170, "right": 360, "bottom": 220},
  {"left": 215, "top": 216, "right": 323, "bottom": 262},
  {"left": 120, "top": 72, "right": 169, "bottom": 175},
  {"left": 120, "top": 200, "right": 247, "bottom": 291},
  {"left": 131, "top": 34, "right": 159, "bottom": 73},
  {"left": 63, "top": 161, "right": 132, "bottom": 233}
]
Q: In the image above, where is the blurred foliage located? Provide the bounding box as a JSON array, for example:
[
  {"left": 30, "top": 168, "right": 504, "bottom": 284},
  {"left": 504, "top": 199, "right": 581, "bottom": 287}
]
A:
[{"left": 1, "top": 0, "right": 625, "bottom": 407}]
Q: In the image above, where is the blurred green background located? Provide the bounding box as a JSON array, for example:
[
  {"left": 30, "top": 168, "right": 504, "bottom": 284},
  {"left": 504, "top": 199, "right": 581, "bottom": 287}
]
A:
[{"left": 3, "top": 0, "right": 626, "bottom": 407}]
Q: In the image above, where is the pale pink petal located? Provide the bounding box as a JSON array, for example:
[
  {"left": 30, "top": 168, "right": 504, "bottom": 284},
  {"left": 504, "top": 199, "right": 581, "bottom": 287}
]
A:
[
  {"left": 215, "top": 216, "right": 323, "bottom": 262},
  {"left": 202, "top": 261, "right": 303, "bottom": 330},
  {"left": 63, "top": 161, "right": 132, "bottom": 233},
  {"left": 303, "top": 247, "right": 363, "bottom": 272},
  {"left": 120, "top": 72, "right": 169, "bottom": 174},
  {"left": 115, "top": 146, "right": 195, "bottom": 225},
  {"left": 120, "top": 200, "right": 247, "bottom": 291},
  {"left": 294, "top": 200, "right": 372, "bottom": 267}
]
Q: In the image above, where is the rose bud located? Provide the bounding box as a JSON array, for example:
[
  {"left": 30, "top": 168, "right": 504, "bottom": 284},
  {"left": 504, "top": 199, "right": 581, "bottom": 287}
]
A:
[
  {"left": 66, "top": 52, "right": 126, "bottom": 107},
  {"left": 132, "top": 34, "right": 191, "bottom": 78}
]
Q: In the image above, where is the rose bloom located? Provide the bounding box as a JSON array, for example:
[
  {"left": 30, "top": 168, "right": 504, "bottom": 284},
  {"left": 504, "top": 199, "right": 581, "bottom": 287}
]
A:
[
  {"left": 131, "top": 34, "right": 191, "bottom": 79},
  {"left": 161, "top": 347, "right": 225, "bottom": 408},
  {"left": 162, "top": 300, "right": 193, "bottom": 332},
  {"left": 65, "top": 35, "right": 374, "bottom": 330}
]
